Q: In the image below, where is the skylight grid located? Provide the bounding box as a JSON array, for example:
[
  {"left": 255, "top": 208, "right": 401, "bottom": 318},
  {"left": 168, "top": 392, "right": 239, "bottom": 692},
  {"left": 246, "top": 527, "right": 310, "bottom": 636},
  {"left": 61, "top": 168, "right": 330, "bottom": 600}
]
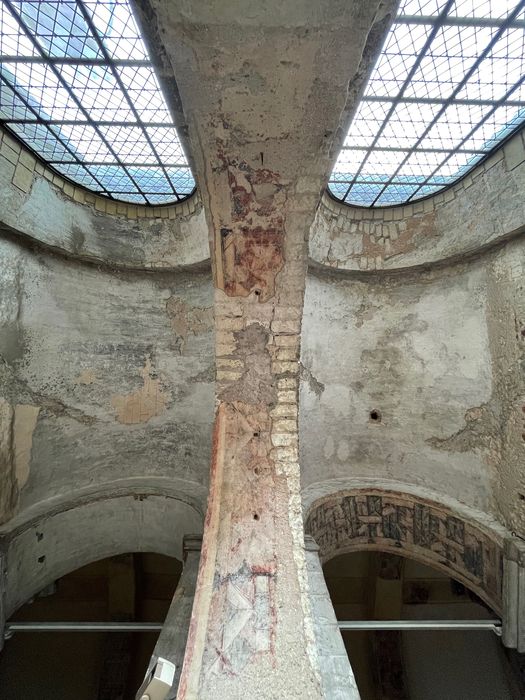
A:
[
  {"left": 0, "top": 0, "right": 195, "bottom": 204},
  {"left": 329, "top": 0, "right": 525, "bottom": 207}
]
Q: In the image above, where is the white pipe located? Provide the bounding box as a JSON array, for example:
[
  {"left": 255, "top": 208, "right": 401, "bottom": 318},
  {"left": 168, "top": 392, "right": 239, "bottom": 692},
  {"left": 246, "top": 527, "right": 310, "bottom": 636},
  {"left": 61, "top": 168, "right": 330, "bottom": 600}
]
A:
[
  {"left": 4, "top": 619, "right": 502, "bottom": 637},
  {"left": 338, "top": 620, "right": 502, "bottom": 634}
]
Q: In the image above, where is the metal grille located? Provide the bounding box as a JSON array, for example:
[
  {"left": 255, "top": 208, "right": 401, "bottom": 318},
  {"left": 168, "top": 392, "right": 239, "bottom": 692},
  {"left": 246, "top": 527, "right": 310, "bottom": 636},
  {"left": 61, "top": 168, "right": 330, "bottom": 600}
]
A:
[
  {"left": 0, "top": 0, "right": 195, "bottom": 205},
  {"left": 329, "top": 0, "right": 525, "bottom": 207}
]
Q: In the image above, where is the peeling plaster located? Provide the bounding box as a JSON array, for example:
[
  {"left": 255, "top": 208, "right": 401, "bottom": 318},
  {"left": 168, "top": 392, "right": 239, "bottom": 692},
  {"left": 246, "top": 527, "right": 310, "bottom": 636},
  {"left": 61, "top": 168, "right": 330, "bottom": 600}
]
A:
[
  {"left": 166, "top": 296, "right": 213, "bottom": 354},
  {"left": 74, "top": 368, "right": 96, "bottom": 385},
  {"left": 111, "top": 356, "right": 170, "bottom": 425},
  {"left": 426, "top": 402, "right": 501, "bottom": 454},
  {"left": 0, "top": 398, "right": 17, "bottom": 524},
  {"left": 0, "top": 399, "right": 39, "bottom": 523},
  {"left": 14, "top": 403, "right": 40, "bottom": 488},
  {"left": 299, "top": 363, "right": 324, "bottom": 398}
]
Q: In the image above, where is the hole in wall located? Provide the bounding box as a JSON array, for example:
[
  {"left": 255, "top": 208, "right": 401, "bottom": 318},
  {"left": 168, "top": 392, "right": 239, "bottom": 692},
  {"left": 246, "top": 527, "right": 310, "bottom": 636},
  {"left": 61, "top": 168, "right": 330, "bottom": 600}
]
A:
[
  {"left": 253, "top": 513, "right": 259, "bottom": 521},
  {"left": 369, "top": 409, "right": 381, "bottom": 423}
]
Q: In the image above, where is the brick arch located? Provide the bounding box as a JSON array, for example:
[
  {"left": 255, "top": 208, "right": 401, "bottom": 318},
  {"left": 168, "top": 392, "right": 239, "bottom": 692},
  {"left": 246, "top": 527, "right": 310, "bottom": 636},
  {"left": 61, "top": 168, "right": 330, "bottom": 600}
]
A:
[{"left": 305, "top": 489, "right": 504, "bottom": 614}]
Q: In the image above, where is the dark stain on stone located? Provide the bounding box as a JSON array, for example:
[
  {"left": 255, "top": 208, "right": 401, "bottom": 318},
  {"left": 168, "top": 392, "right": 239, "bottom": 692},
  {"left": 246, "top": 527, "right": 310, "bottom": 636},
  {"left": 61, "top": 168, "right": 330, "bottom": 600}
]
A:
[
  {"left": 70, "top": 225, "right": 85, "bottom": 255},
  {"left": 190, "top": 365, "right": 215, "bottom": 384},
  {"left": 222, "top": 227, "right": 284, "bottom": 301},
  {"left": 218, "top": 323, "right": 276, "bottom": 407},
  {"left": 299, "top": 363, "right": 324, "bottom": 398},
  {"left": 0, "top": 323, "right": 27, "bottom": 364}
]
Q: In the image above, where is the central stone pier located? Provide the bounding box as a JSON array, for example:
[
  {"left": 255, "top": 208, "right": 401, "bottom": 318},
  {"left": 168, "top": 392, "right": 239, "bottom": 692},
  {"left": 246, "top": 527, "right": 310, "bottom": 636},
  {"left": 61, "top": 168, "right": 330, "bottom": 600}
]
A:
[{"left": 136, "top": 1, "right": 398, "bottom": 696}]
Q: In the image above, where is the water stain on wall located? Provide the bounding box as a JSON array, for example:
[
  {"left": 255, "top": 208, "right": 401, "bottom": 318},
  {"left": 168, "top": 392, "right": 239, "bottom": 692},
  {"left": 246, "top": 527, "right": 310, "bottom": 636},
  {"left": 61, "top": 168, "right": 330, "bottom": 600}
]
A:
[{"left": 111, "top": 356, "right": 170, "bottom": 425}]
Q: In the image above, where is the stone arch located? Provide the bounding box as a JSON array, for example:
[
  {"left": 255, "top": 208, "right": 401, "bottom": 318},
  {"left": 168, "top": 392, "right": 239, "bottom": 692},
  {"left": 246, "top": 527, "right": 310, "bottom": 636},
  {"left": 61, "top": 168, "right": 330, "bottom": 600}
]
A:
[
  {"left": 3, "top": 492, "right": 203, "bottom": 618},
  {"left": 305, "top": 489, "right": 504, "bottom": 614}
]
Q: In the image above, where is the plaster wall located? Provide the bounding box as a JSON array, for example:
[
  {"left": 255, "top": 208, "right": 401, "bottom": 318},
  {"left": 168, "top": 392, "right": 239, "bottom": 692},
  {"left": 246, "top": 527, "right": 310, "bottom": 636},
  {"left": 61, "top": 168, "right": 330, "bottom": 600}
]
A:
[
  {"left": 301, "top": 234, "right": 525, "bottom": 539},
  {"left": 310, "top": 128, "right": 525, "bottom": 272},
  {"left": 484, "top": 239, "right": 525, "bottom": 536},
  {"left": 4, "top": 494, "right": 200, "bottom": 617},
  {"left": 300, "top": 258, "right": 496, "bottom": 515},
  {"left": 0, "top": 127, "right": 209, "bottom": 270},
  {"left": 0, "top": 235, "right": 214, "bottom": 530}
]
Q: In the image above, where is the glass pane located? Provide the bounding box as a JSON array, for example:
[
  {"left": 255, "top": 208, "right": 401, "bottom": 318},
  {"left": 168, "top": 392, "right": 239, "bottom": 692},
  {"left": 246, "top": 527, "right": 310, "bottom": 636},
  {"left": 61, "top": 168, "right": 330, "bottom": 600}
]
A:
[
  {"left": 0, "top": 0, "right": 194, "bottom": 203},
  {"left": 329, "top": 0, "right": 525, "bottom": 207}
]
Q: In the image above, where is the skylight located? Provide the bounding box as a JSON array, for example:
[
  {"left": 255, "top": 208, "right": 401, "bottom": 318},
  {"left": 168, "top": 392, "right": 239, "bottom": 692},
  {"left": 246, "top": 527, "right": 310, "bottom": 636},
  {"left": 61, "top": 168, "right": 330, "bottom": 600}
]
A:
[
  {"left": 329, "top": 0, "right": 525, "bottom": 207},
  {"left": 0, "top": 0, "right": 194, "bottom": 204}
]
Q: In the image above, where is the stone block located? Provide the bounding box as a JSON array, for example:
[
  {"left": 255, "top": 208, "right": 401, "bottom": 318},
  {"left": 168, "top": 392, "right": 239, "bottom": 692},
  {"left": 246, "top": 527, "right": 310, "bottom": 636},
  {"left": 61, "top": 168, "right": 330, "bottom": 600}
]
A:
[
  {"left": 271, "top": 418, "right": 297, "bottom": 433},
  {"left": 504, "top": 135, "right": 525, "bottom": 171},
  {"left": 12, "top": 163, "right": 33, "bottom": 193},
  {"left": 271, "top": 432, "right": 297, "bottom": 447},
  {"left": 73, "top": 188, "right": 86, "bottom": 204},
  {"left": 277, "top": 390, "right": 296, "bottom": 403},
  {"left": 18, "top": 150, "right": 35, "bottom": 171},
  {"left": 277, "top": 377, "right": 297, "bottom": 390},
  {"left": 272, "top": 360, "right": 299, "bottom": 375},
  {"left": 270, "top": 403, "right": 298, "bottom": 419},
  {"left": 217, "top": 316, "right": 244, "bottom": 331},
  {"left": 216, "top": 370, "right": 242, "bottom": 382},
  {"left": 1, "top": 142, "right": 19, "bottom": 165},
  {"left": 274, "top": 334, "right": 298, "bottom": 347},
  {"left": 271, "top": 318, "right": 300, "bottom": 334},
  {"left": 216, "top": 331, "right": 235, "bottom": 345},
  {"left": 276, "top": 347, "right": 298, "bottom": 362},
  {"left": 270, "top": 445, "right": 298, "bottom": 462}
]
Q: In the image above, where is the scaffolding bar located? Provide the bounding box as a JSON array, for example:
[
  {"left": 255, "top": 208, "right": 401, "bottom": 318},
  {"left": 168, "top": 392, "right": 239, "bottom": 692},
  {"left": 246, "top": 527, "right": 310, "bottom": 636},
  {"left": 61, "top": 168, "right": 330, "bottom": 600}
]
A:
[
  {"left": 338, "top": 620, "right": 502, "bottom": 634},
  {"left": 4, "top": 619, "right": 502, "bottom": 638}
]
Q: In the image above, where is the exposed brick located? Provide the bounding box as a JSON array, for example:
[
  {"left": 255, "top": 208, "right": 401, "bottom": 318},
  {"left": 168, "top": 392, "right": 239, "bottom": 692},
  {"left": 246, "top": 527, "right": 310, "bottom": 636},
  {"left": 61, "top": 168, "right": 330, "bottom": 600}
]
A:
[
  {"left": 276, "top": 347, "right": 298, "bottom": 361},
  {"left": 271, "top": 419, "right": 297, "bottom": 433},
  {"left": 216, "top": 343, "right": 236, "bottom": 357},
  {"left": 274, "top": 334, "right": 299, "bottom": 346},
  {"left": 270, "top": 404, "right": 298, "bottom": 419},
  {"left": 273, "top": 306, "right": 301, "bottom": 320},
  {"left": 271, "top": 432, "right": 298, "bottom": 447},
  {"left": 217, "top": 316, "right": 244, "bottom": 331},
  {"left": 272, "top": 360, "right": 299, "bottom": 375},
  {"left": 271, "top": 318, "right": 300, "bottom": 334},
  {"left": 277, "top": 378, "right": 298, "bottom": 390},
  {"left": 216, "top": 330, "right": 235, "bottom": 346},
  {"left": 216, "top": 370, "right": 242, "bottom": 382},
  {"left": 277, "top": 390, "right": 296, "bottom": 403},
  {"left": 216, "top": 358, "right": 244, "bottom": 370},
  {"left": 270, "top": 446, "right": 298, "bottom": 462}
]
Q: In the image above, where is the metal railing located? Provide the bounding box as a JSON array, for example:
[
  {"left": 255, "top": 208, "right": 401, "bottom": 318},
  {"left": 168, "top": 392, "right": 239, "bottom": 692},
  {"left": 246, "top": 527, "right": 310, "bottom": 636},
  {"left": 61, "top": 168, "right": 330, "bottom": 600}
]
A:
[{"left": 3, "top": 619, "right": 502, "bottom": 639}]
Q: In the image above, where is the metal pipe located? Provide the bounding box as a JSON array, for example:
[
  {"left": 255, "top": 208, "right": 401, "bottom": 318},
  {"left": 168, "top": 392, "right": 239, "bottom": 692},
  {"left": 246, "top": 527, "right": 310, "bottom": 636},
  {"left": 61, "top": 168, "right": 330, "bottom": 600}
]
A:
[
  {"left": 4, "top": 619, "right": 502, "bottom": 638},
  {"left": 5, "top": 622, "right": 163, "bottom": 634},
  {"left": 338, "top": 620, "right": 502, "bottom": 635},
  {"left": 397, "top": 15, "right": 525, "bottom": 29}
]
